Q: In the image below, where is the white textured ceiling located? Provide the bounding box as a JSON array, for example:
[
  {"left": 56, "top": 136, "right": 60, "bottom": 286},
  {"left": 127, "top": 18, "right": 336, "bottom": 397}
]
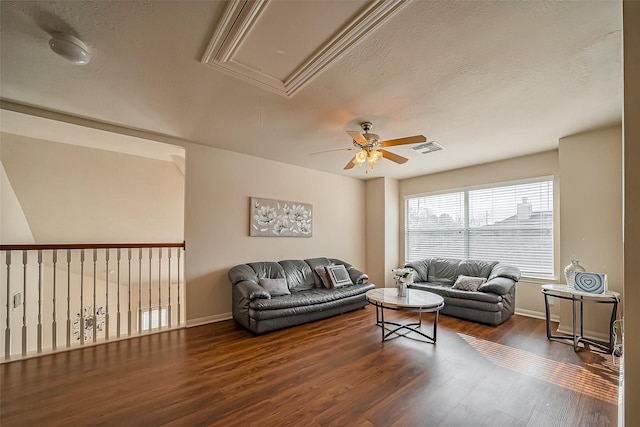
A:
[{"left": 0, "top": 1, "right": 622, "bottom": 180}]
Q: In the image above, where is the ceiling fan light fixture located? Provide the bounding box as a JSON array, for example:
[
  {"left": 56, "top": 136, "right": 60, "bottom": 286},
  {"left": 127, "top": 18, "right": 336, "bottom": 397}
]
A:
[
  {"left": 354, "top": 149, "right": 368, "bottom": 165},
  {"left": 369, "top": 150, "right": 383, "bottom": 164},
  {"left": 49, "top": 33, "right": 91, "bottom": 65}
]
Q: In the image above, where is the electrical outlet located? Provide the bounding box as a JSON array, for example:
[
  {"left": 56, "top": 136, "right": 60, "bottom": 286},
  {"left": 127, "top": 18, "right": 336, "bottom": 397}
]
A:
[{"left": 12, "top": 292, "right": 21, "bottom": 309}]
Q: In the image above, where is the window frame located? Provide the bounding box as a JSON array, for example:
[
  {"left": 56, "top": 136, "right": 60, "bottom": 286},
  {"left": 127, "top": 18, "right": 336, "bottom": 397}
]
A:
[{"left": 404, "top": 176, "right": 555, "bottom": 279}]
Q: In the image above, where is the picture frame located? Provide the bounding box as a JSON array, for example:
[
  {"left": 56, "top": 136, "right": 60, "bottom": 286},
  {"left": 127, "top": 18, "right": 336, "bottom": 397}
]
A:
[{"left": 250, "top": 197, "right": 312, "bottom": 237}]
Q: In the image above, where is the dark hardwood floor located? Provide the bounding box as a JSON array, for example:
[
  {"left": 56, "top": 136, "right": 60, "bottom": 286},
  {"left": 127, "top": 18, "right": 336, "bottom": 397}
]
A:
[{"left": 0, "top": 306, "right": 619, "bottom": 426}]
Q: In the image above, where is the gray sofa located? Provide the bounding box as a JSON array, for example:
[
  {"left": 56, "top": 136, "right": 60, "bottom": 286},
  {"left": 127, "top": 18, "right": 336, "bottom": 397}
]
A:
[
  {"left": 229, "top": 257, "right": 375, "bottom": 334},
  {"left": 404, "top": 257, "right": 521, "bottom": 326}
]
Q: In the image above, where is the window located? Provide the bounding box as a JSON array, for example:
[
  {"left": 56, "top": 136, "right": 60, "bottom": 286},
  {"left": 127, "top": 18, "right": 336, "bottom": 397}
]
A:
[
  {"left": 405, "top": 178, "right": 554, "bottom": 278},
  {"left": 141, "top": 307, "right": 168, "bottom": 331}
]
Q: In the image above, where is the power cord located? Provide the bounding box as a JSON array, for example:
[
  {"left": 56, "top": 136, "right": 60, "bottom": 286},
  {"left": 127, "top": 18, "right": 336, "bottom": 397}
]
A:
[{"left": 612, "top": 318, "right": 623, "bottom": 364}]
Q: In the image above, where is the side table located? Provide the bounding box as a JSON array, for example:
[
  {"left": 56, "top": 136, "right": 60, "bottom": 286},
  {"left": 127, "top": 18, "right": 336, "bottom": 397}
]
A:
[{"left": 541, "top": 284, "right": 620, "bottom": 353}]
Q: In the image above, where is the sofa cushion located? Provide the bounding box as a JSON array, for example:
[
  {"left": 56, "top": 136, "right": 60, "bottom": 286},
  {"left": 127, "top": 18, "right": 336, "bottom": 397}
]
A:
[
  {"left": 326, "top": 265, "right": 353, "bottom": 288},
  {"left": 452, "top": 275, "right": 487, "bottom": 292},
  {"left": 248, "top": 262, "right": 285, "bottom": 280},
  {"left": 409, "top": 282, "right": 503, "bottom": 304},
  {"left": 258, "top": 278, "right": 291, "bottom": 297},
  {"left": 442, "top": 296, "right": 503, "bottom": 312},
  {"left": 249, "top": 292, "right": 370, "bottom": 321},
  {"left": 249, "top": 283, "right": 375, "bottom": 311},
  {"left": 280, "top": 260, "right": 315, "bottom": 291},
  {"left": 305, "top": 257, "right": 334, "bottom": 287},
  {"left": 314, "top": 266, "right": 332, "bottom": 288},
  {"left": 427, "top": 258, "right": 461, "bottom": 285},
  {"left": 457, "top": 260, "right": 498, "bottom": 279}
]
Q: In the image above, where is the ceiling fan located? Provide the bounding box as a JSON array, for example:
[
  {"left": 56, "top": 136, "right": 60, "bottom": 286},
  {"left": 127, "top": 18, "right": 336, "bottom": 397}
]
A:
[{"left": 312, "top": 122, "right": 426, "bottom": 171}]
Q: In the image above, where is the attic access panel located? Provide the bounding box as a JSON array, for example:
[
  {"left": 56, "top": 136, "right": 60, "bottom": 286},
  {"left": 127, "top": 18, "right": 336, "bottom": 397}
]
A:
[{"left": 201, "top": 0, "right": 408, "bottom": 97}]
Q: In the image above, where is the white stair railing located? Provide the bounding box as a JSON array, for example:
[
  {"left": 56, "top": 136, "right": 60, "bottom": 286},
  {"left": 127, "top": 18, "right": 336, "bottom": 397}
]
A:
[{"left": 1, "top": 242, "right": 185, "bottom": 363}]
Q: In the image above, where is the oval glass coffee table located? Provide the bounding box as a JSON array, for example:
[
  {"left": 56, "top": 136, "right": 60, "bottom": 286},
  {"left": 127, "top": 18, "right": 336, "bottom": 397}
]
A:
[{"left": 366, "top": 288, "right": 445, "bottom": 343}]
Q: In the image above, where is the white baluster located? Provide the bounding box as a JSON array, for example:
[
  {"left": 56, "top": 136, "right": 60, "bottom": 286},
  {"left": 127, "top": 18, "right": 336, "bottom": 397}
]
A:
[
  {"left": 4, "top": 251, "right": 12, "bottom": 359},
  {"left": 138, "top": 248, "right": 142, "bottom": 333},
  {"left": 52, "top": 250, "right": 57, "bottom": 350},
  {"left": 66, "top": 250, "right": 71, "bottom": 347},
  {"left": 105, "top": 249, "right": 110, "bottom": 340},
  {"left": 21, "top": 250, "right": 27, "bottom": 356},
  {"left": 37, "top": 250, "right": 42, "bottom": 353},
  {"left": 148, "top": 248, "right": 152, "bottom": 331},
  {"left": 177, "top": 248, "right": 181, "bottom": 327},
  {"left": 167, "top": 249, "right": 172, "bottom": 329},
  {"left": 117, "top": 248, "right": 121, "bottom": 338},
  {"left": 128, "top": 248, "right": 132, "bottom": 336},
  {"left": 158, "top": 248, "right": 162, "bottom": 330},
  {"left": 80, "top": 249, "right": 85, "bottom": 346},
  {"left": 92, "top": 248, "right": 97, "bottom": 343}
]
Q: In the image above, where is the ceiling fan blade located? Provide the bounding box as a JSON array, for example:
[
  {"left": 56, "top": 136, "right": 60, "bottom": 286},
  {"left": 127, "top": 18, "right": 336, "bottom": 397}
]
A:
[
  {"left": 346, "top": 130, "right": 367, "bottom": 144},
  {"left": 309, "top": 147, "right": 355, "bottom": 156},
  {"left": 344, "top": 155, "right": 357, "bottom": 170},
  {"left": 379, "top": 149, "right": 409, "bottom": 164},
  {"left": 379, "top": 135, "right": 426, "bottom": 147}
]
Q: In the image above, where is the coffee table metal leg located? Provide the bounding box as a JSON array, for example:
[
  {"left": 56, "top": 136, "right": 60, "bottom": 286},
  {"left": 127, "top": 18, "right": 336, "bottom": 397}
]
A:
[
  {"left": 380, "top": 305, "right": 385, "bottom": 342},
  {"left": 433, "top": 311, "right": 439, "bottom": 343},
  {"left": 571, "top": 298, "right": 578, "bottom": 351},
  {"left": 609, "top": 300, "right": 618, "bottom": 353},
  {"left": 544, "top": 293, "right": 551, "bottom": 339}
]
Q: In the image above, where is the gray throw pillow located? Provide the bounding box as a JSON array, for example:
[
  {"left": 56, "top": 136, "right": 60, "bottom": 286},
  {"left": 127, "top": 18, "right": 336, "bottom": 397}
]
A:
[
  {"left": 451, "top": 275, "right": 487, "bottom": 292},
  {"left": 315, "top": 265, "right": 333, "bottom": 288},
  {"left": 326, "top": 265, "right": 353, "bottom": 288},
  {"left": 258, "top": 277, "right": 291, "bottom": 297}
]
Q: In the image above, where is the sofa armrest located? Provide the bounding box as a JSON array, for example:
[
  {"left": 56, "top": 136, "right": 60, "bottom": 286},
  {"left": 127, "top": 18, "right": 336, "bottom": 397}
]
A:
[
  {"left": 404, "top": 260, "right": 429, "bottom": 282},
  {"left": 478, "top": 277, "right": 515, "bottom": 296},
  {"left": 348, "top": 268, "right": 369, "bottom": 285},
  {"left": 488, "top": 263, "right": 521, "bottom": 282},
  {"left": 235, "top": 280, "right": 271, "bottom": 300}
]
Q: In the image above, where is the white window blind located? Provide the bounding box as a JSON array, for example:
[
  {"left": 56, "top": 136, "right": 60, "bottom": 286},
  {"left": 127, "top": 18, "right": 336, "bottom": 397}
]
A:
[{"left": 405, "top": 178, "right": 554, "bottom": 278}]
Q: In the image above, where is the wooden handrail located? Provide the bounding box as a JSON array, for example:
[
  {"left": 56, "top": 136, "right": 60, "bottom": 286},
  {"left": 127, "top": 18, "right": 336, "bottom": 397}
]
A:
[{"left": 0, "top": 241, "right": 185, "bottom": 251}]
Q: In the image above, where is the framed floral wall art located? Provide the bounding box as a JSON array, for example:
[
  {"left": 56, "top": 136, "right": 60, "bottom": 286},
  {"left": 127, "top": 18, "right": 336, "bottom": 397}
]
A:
[{"left": 250, "top": 197, "right": 312, "bottom": 237}]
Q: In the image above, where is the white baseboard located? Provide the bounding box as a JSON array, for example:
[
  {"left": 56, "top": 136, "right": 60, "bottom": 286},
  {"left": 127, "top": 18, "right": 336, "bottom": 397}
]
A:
[
  {"left": 516, "top": 309, "right": 611, "bottom": 344},
  {"left": 515, "top": 308, "right": 559, "bottom": 323},
  {"left": 618, "top": 350, "right": 624, "bottom": 427},
  {"left": 187, "top": 312, "right": 233, "bottom": 327},
  {"left": 556, "top": 324, "right": 610, "bottom": 343}
]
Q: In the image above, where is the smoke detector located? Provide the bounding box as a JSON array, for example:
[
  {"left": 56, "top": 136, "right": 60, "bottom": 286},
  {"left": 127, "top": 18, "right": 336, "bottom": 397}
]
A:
[{"left": 49, "top": 33, "right": 91, "bottom": 65}]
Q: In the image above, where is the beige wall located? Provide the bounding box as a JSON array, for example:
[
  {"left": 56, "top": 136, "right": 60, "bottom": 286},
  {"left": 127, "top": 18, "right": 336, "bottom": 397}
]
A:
[
  {"left": 0, "top": 133, "right": 184, "bottom": 244},
  {"left": 365, "top": 178, "right": 385, "bottom": 287},
  {"left": 183, "top": 142, "right": 366, "bottom": 324},
  {"left": 399, "top": 150, "right": 561, "bottom": 317},
  {"left": 558, "top": 126, "right": 623, "bottom": 338},
  {"left": 0, "top": 106, "right": 367, "bottom": 327},
  {"left": 384, "top": 177, "right": 400, "bottom": 288},
  {"left": 0, "top": 162, "right": 34, "bottom": 243},
  {"left": 365, "top": 177, "right": 400, "bottom": 288},
  {"left": 623, "top": 0, "right": 640, "bottom": 423}
]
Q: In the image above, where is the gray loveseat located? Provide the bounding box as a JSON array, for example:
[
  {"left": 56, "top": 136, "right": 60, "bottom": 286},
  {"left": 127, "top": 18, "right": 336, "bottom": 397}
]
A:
[
  {"left": 404, "top": 257, "right": 521, "bottom": 326},
  {"left": 229, "top": 257, "right": 375, "bottom": 334}
]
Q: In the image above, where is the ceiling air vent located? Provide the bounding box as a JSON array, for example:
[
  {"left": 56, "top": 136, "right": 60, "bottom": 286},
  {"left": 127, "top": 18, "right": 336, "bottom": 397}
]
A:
[{"left": 412, "top": 141, "right": 444, "bottom": 154}]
